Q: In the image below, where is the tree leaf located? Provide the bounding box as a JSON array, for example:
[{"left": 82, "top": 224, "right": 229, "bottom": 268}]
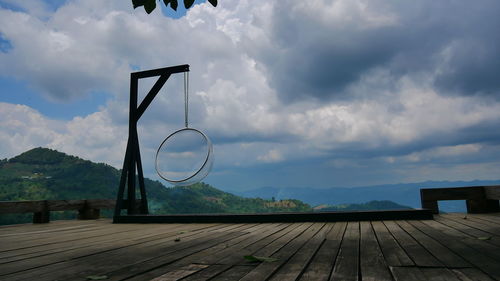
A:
[
  {"left": 184, "top": 0, "right": 195, "bottom": 9},
  {"left": 132, "top": 0, "right": 146, "bottom": 9},
  {"left": 244, "top": 255, "right": 279, "bottom": 263},
  {"left": 170, "top": 0, "right": 178, "bottom": 11},
  {"left": 478, "top": 236, "right": 492, "bottom": 240},
  {"left": 86, "top": 276, "right": 108, "bottom": 280},
  {"left": 208, "top": 0, "right": 217, "bottom": 7},
  {"left": 144, "top": 0, "right": 156, "bottom": 14}
]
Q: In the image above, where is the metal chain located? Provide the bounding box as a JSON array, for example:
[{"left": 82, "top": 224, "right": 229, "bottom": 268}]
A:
[{"left": 184, "top": 71, "right": 189, "bottom": 128}]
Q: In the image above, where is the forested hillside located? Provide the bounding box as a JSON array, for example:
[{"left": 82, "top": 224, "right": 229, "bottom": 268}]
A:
[
  {"left": 0, "top": 148, "right": 311, "bottom": 225},
  {"left": 313, "top": 200, "right": 412, "bottom": 212}
]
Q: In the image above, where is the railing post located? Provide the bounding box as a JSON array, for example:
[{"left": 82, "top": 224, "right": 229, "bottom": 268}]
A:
[
  {"left": 78, "top": 200, "right": 100, "bottom": 220},
  {"left": 467, "top": 198, "right": 500, "bottom": 213},
  {"left": 420, "top": 189, "right": 439, "bottom": 214},
  {"left": 33, "top": 200, "right": 50, "bottom": 223}
]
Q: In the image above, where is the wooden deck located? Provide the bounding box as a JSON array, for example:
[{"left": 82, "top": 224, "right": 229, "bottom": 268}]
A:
[{"left": 1, "top": 213, "right": 499, "bottom": 281}]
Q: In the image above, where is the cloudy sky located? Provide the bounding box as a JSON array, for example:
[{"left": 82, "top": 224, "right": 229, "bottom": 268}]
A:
[{"left": 1, "top": 0, "right": 500, "bottom": 191}]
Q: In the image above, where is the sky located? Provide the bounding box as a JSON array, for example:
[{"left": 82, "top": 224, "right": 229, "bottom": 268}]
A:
[{"left": 1, "top": 0, "right": 500, "bottom": 191}]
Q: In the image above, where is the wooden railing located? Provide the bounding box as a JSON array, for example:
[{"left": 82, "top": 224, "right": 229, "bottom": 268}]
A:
[
  {"left": 0, "top": 199, "right": 117, "bottom": 223},
  {"left": 420, "top": 185, "right": 500, "bottom": 214}
]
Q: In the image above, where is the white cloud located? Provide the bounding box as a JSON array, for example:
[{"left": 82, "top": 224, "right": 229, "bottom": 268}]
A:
[
  {"left": 0, "top": 102, "right": 126, "bottom": 167},
  {"left": 257, "top": 149, "right": 284, "bottom": 163},
  {"left": 1, "top": 0, "right": 500, "bottom": 189}
]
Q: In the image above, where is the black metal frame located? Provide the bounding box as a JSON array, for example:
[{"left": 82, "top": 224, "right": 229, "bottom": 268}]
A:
[
  {"left": 114, "top": 64, "right": 189, "bottom": 218},
  {"left": 112, "top": 64, "right": 434, "bottom": 224}
]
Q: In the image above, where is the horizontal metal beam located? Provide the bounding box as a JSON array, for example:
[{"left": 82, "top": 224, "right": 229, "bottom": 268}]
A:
[
  {"left": 113, "top": 209, "right": 433, "bottom": 223},
  {"left": 131, "top": 64, "right": 189, "bottom": 79}
]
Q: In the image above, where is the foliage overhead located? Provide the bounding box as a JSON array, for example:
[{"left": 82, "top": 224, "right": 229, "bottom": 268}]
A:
[{"left": 132, "top": 0, "right": 217, "bottom": 14}]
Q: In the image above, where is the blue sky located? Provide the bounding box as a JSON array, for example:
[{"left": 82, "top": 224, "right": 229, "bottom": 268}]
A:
[{"left": 1, "top": 0, "right": 500, "bottom": 191}]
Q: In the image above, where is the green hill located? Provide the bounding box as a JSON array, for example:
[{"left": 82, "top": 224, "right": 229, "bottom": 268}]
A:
[
  {"left": 0, "top": 148, "right": 311, "bottom": 225},
  {"left": 313, "top": 200, "right": 412, "bottom": 212}
]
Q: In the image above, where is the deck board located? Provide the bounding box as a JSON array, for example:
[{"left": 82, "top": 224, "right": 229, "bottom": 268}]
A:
[
  {"left": 384, "top": 220, "right": 442, "bottom": 267},
  {"left": 0, "top": 213, "right": 499, "bottom": 280},
  {"left": 298, "top": 222, "right": 345, "bottom": 281},
  {"left": 359, "top": 221, "right": 392, "bottom": 281}
]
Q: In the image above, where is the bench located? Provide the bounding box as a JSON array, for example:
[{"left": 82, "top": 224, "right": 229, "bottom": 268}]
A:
[
  {"left": 420, "top": 185, "right": 500, "bottom": 214},
  {"left": 0, "top": 199, "right": 116, "bottom": 223}
]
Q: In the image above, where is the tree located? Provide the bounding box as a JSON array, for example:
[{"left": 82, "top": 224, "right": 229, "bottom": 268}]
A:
[{"left": 132, "top": 0, "right": 217, "bottom": 14}]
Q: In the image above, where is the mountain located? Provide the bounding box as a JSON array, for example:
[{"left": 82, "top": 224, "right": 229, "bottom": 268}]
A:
[
  {"left": 232, "top": 179, "right": 500, "bottom": 212},
  {"left": 0, "top": 148, "right": 310, "bottom": 225}
]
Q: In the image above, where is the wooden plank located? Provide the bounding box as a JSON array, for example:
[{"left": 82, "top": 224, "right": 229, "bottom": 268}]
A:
[
  {"left": 243, "top": 223, "right": 312, "bottom": 259},
  {"left": 85, "top": 199, "right": 116, "bottom": 209},
  {"left": 371, "top": 221, "right": 413, "bottom": 267},
  {"left": 422, "top": 219, "right": 500, "bottom": 261},
  {"left": 390, "top": 267, "right": 424, "bottom": 281},
  {"left": 47, "top": 200, "right": 85, "bottom": 211},
  {"left": 330, "top": 221, "right": 359, "bottom": 281},
  {"left": 1, "top": 223, "right": 234, "bottom": 280},
  {"left": 394, "top": 220, "right": 471, "bottom": 268},
  {"left": 0, "top": 222, "right": 102, "bottom": 239},
  {"left": 180, "top": 264, "right": 232, "bottom": 281},
  {"left": 91, "top": 225, "right": 258, "bottom": 281},
  {"left": 0, "top": 219, "right": 78, "bottom": 230},
  {"left": 238, "top": 223, "right": 321, "bottom": 281},
  {"left": 420, "top": 268, "right": 463, "bottom": 281},
  {"left": 210, "top": 265, "right": 256, "bottom": 281},
  {"left": 435, "top": 215, "right": 500, "bottom": 248},
  {"left": 0, "top": 223, "right": 212, "bottom": 264},
  {"left": 149, "top": 264, "right": 208, "bottom": 281},
  {"left": 196, "top": 222, "right": 287, "bottom": 259},
  {"left": 299, "top": 222, "right": 346, "bottom": 281},
  {"left": 0, "top": 224, "right": 112, "bottom": 251},
  {"left": 191, "top": 223, "right": 290, "bottom": 265},
  {"left": 471, "top": 213, "right": 500, "bottom": 224},
  {"left": 451, "top": 268, "right": 495, "bottom": 281},
  {"left": 359, "top": 221, "right": 392, "bottom": 281},
  {"left": 384, "top": 220, "right": 442, "bottom": 267},
  {"left": 408, "top": 220, "right": 500, "bottom": 280},
  {"left": 0, "top": 223, "right": 221, "bottom": 276},
  {"left": 0, "top": 226, "right": 144, "bottom": 262},
  {"left": 268, "top": 223, "right": 332, "bottom": 281},
  {"left": 0, "top": 221, "right": 164, "bottom": 251},
  {"left": 442, "top": 213, "right": 500, "bottom": 237},
  {"left": 484, "top": 186, "right": 500, "bottom": 200},
  {"left": 125, "top": 223, "right": 287, "bottom": 281},
  {"left": 420, "top": 187, "right": 485, "bottom": 201},
  {"left": 391, "top": 267, "right": 462, "bottom": 281},
  {"left": 0, "top": 200, "right": 115, "bottom": 214},
  {"left": 0, "top": 201, "right": 46, "bottom": 213},
  {"left": 175, "top": 221, "right": 301, "bottom": 280}
]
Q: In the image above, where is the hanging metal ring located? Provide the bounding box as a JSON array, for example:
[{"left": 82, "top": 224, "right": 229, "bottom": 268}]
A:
[{"left": 155, "top": 127, "right": 213, "bottom": 186}]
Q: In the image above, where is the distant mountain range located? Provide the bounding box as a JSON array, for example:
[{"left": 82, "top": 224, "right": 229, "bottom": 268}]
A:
[
  {"left": 3, "top": 147, "right": 489, "bottom": 225},
  {"left": 231, "top": 179, "right": 500, "bottom": 212}
]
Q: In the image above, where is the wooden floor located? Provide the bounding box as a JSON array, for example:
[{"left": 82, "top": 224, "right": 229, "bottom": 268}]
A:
[{"left": 0, "top": 213, "right": 499, "bottom": 281}]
